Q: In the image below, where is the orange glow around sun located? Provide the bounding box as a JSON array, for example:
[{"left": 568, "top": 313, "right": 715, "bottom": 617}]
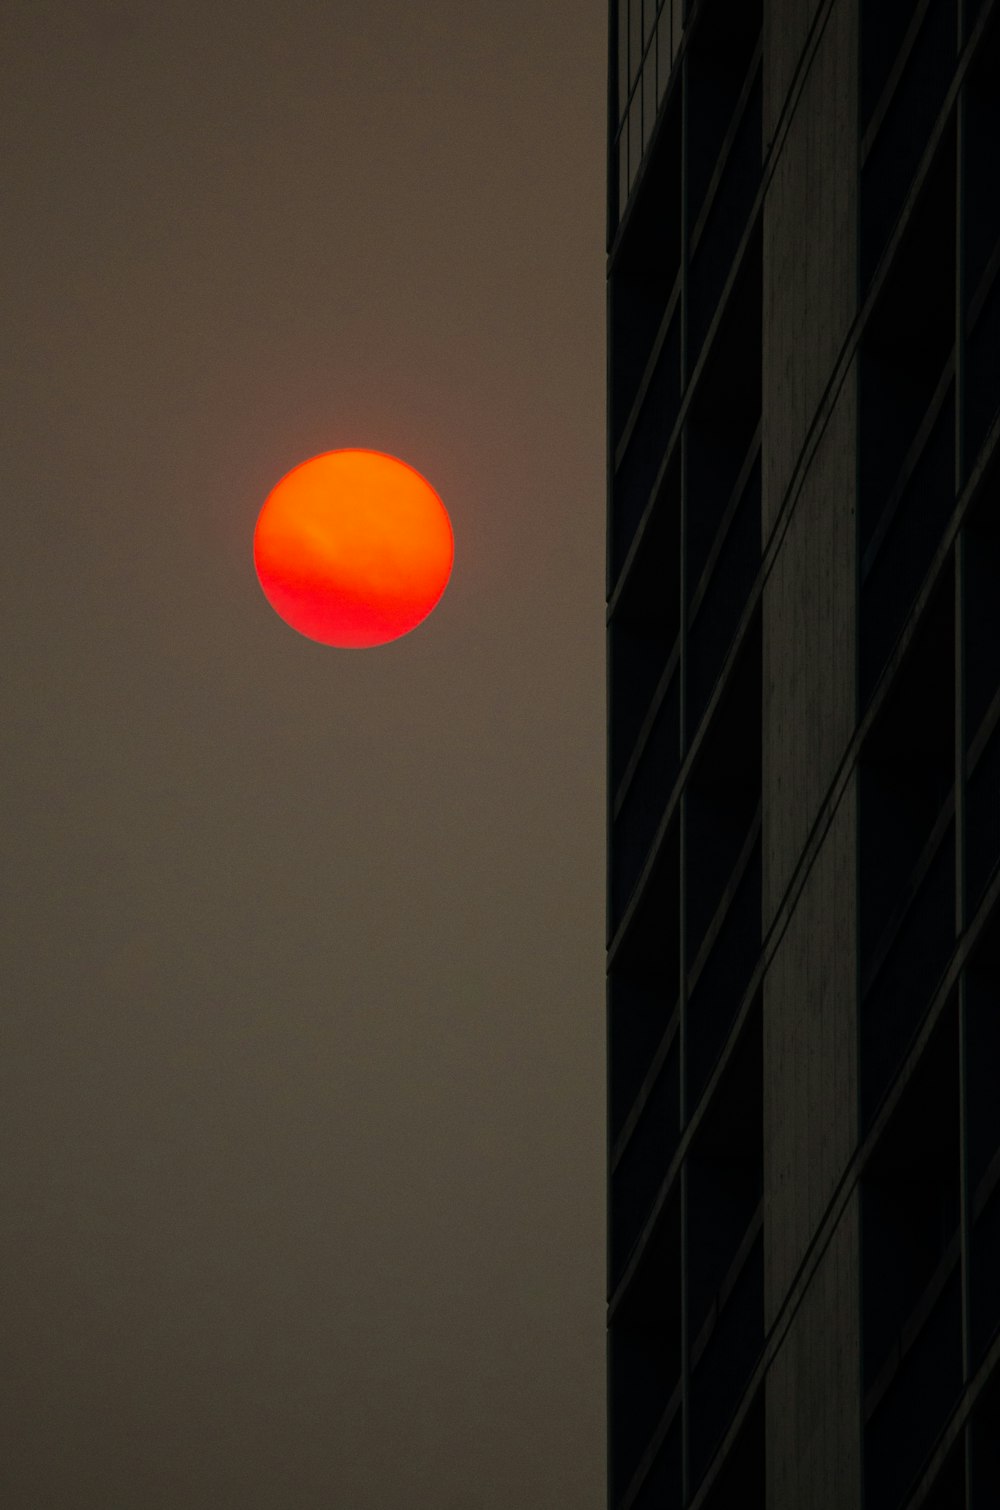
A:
[{"left": 253, "top": 449, "right": 454, "bottom": 648}]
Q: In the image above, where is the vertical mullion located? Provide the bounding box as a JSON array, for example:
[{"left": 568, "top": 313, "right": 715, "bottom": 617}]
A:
[
  {"left": 610, "top": 0, "right": 621, "bottom": 246},
  {"left": 678, "top": 44, "right": 692, "bottom": 1504},
  {"left": 607, "top": 10, "right": 620, "bottom": 1507},
  {"left": 855, "top": 6, "right": 867, "bottom": 1500},
  {"left": 955, "top": 18, "right": 974, "bottom": 1499}
]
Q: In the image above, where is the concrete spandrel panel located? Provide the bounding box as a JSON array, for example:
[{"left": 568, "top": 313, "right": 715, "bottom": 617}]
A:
[
  {"left": 763, "top": 0, "right": 825, "bottom": 144},
  {"left": 763, "top": 375, "right": 856, "bottom": 927},
  {"left": 763, "top": 778, "right": 858, "bottom": 1321},
  {"left": 766, "top": 1192, "right": 862, "bottom": 1510},
  {"left": 763, "top": 0, "right": 857, "bottom": 533}
]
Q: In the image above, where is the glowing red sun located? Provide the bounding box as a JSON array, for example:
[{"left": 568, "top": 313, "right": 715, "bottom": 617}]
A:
[{"left": 253, "top": 449, "right": 454, "bottom": 648}]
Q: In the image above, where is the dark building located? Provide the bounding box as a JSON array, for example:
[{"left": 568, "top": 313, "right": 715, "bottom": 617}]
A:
[{"left": 605, "top": 2, "right": 1000, "bottom": 1507}]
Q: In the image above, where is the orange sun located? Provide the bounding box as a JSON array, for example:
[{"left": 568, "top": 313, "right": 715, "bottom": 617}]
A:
[{"left": 253, "top": 449, "right": 454, "bottom": 648}]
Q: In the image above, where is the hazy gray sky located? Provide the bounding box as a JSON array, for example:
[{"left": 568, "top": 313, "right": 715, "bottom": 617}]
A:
[{"left": 2, "top": 2, "right": 606, "bottom": 1505}]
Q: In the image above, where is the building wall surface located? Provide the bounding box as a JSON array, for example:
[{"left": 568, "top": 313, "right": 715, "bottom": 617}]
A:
[{"left": 606, "top": 1, "right": 1000, "bottom": 1507}]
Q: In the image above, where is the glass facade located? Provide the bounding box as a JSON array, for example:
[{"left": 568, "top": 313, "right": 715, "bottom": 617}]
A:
[
  {"left": 857, "top": 6, "right": 1000, "bottom": 1505},
  {"left": 607, "top": 1, "right": 764, "bottom": 1504},
  {"left": 612, "top": 0, "right": 684, "bottom": 222},
  {"left": 607, "top": 2, "right": 1000, "bottom": 1508}
]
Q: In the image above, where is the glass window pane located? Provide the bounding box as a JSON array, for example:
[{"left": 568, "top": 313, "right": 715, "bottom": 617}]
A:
[
  {"left": 643, "top": 49, "right": 657, "bottom": 148},
  {"left": 658, "top": 2, "right": 673, "bottom": 98},
  {"left": 657, "top": 3, "right": 671, "bottom": 103},
  {"left": 617, "top": 0, "right": 628, "bottom": 124},
  {"left": 629, "top": 87, "right": 642, "bottom": 187},
  {"left": 619, "top": 127, "right": 629, "bottom": 221},
  {"left": 630, "top": 0, "right": 642, "bottom": 88}
]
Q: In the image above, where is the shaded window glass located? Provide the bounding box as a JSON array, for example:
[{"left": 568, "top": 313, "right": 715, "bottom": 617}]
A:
[
  {"left": 629, "top": 87, "right": 643, "bottom": 189},
  {"left": 657, "top": 2, "right": 672, "bottom": 103},
  {"left": 619, "top": 126, "right": 630, "bottom": 220},
  {"left": 630, "top": 0, "right": 643, "bottom": 88},
  {"left": 618, "top": 0, "right": 629, "bottom": 125},
  {"left": 643, "top": 49, "right": 657, "bottom": 149}
]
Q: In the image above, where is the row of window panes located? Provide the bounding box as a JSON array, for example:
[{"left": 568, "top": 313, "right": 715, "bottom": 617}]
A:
[
  {"left": 615, "top": 0, "right": 683, "bottom": 217},
  {"left": 617, "top": 0, "right": 674, "bottom": 122}
]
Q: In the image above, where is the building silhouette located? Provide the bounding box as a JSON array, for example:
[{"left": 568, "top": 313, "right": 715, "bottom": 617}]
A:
[{"left": 605, "top": 2, "right": 1000, "bottom": 1507}]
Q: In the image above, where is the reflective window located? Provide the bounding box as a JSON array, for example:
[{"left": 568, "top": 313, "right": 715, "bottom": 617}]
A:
[
  {"left": 612, "top": 0, "right": 685, "bottom": 224},
  {"left": 628, "top": 88, "right": 643, "bottom": 187},
  {"left": 629, "top": 0, "right": 642, "bottom": 92},
  {"left": 657, "top": 2, "right": 672, "bottom": 108},
  {"left": 618, "top": 128, "right": 629, "bottom": 221},
  {"left": 617, "top": 0, "right": 628, "bottom": 119},
  {"left": 643, "top": 49, "right": 657, "bottom": 148}
]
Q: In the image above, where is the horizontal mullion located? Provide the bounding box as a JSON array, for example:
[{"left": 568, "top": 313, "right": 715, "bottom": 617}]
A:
[
  {"left": 608, "top": 421, "right": 683, "bottom": 614},
  {"left": 859, "top": 54, "right": 964, "bottom": 300},
  {"left": 615, "top": 1375, "right": 683, "bottom": 1510},
  {"left": 967, "top": 682, "right": 1000, "bottom": 777},
  {"left": 967, "top": 228, "right": 1000, "bottom": 333},
  {"left": 612, "top": 636, "right": 680, "bottom": 819},
  {"left": 688, "top": 424, "right": 762, "bottom": 627},
  {"left": 607, "top": 973, "right": 764, "bottom": 1316},
  {"left": 862, "top": 1228, "right": 961, "bottom": 1424},
  {"left": 607, "top": 198, "right": 763, "bottom": 611},
  {"left": 860, "top": 350, "right": 956, "bottom": 587},
  {"left": 616, "top": 17, "right": 655, "bottom": 136},
  {"left": 607, "top": 587, "right": 761, "bottom": 965},
  {"left": 852, "top": 412, "right": 1000, "bottom": 769},
  {"left": 606, "top": 471, "right": 677, "bottom": 622},
  {"left": 973, "top": 1142, "right": 1000, "bottom": 1224},
  {"left": 689, "top": 1199, "right": 764, "bottom": 1375},
  {"left": 614, "top": 275, "right": 682, "bottom": 472},
  {"left": 689, "top": 39, "right": 763, "bottom": 262},
  {"left": 607, "top": 19, "right": 686, "bottom": 267},
  {"left": 686, "top": 802, "right": 762, "bottom": 998},
  {"left": 860, "top": 787, "right": 956, "bottom": 1005},
  {"left": 858, "top": 863, "right": 1000, "bottom": 1174},
  {"left": 607, "top": 0, "right": 732, "bottom": 269},
  {"left": 891, "top": 1323, "right": 1000, "bottom": 1510},
  {"left": 611, "top": 1003, "right": 681, "bottom": 1175},
  {"left": 860, "top": 0, "right": 933, "bottom": 166}
]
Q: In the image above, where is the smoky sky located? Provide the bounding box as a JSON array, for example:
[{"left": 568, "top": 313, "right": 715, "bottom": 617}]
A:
[{"left": 1, "top": 3, "right": 607, "bottom": 1506}]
